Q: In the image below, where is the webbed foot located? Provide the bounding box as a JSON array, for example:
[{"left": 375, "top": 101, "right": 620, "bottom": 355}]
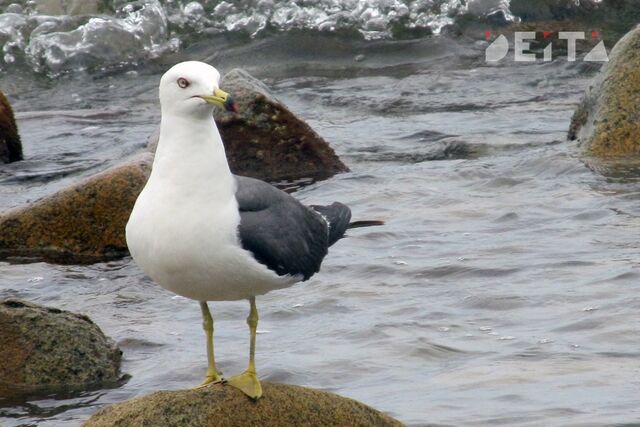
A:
[{"left": 226, "top": 370, "right": 262, "bottom": 399}]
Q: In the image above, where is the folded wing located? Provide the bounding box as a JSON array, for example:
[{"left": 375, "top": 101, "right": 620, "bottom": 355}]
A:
[{"left": 235, "top": 176, "right": 344, "bottom": 281}]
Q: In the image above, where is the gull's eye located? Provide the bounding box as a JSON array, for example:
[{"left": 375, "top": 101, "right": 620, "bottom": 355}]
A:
[{"left": 177, "top": 77, "right": 190, "bottom": 89}]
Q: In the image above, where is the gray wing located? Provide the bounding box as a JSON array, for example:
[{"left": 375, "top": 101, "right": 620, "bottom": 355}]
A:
[{"left": 235, "top": 175, "right": 330, "bottom": 281}]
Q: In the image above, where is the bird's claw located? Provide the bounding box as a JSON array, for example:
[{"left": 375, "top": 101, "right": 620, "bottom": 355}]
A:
[{"left": 193, "top": 372, "right": 224, "bottom": 389}]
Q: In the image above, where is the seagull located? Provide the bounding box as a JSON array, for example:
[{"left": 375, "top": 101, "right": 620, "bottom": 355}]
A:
[{"left": 126, "top": 61, "right": 380, "bottom": 399}]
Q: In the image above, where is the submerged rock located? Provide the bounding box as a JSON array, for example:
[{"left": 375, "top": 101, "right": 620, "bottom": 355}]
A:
[
  {"left": 0, "top": 90, "right": 22, "bottom": 164},
  {"left": 0, "top": 299, "right": 122, "bottom": 398},
  {"left": 148, "top": 68, "right": 349, "bottom": 182},
  {"left": 84, "top": 382, "right": 402, "bottom": 427},
  {"left": 569, "top": 25, "right": 640, "bottom": 157},
  {"left": 0, "top": 153, "right": 152, "bottom": 263}
]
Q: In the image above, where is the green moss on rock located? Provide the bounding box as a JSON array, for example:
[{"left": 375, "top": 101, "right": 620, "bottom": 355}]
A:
[{"left": 84, "top": 382, "right": 402, "bottom": 427}]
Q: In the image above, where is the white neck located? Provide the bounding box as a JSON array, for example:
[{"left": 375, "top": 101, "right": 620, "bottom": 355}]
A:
[{"left": 151, "top": 113, "right": 236, "bottom": 200}]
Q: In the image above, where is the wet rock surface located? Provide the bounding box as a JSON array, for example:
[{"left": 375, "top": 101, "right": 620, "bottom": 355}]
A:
[
  {"left": 83, "top": 382, "right": 402, "bottom": 427},
  {"left": 0, "top": 299, "right": 122, "bottom": 399},
  {"left": 0, "top": 90, "right": 22, "bottom": 164},
  {"left": 569, "top": 25, "right": 640, "bottom": 157},
  {"left": 0, "top": 153, "right": 152, "bottom": 263}
]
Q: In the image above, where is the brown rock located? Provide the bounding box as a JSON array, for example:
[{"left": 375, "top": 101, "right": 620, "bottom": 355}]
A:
[
  {"left": 217, "top": 69, "right": 349, "bottom": 181},
  {"left": 0, "top": 153, "right": 152, "bottom": 263},
  {"left": 0, "top": 90, "right": 23, "bottom": 163},
  {"left": 84, "top": 382, "right": 403, "bottom": 427},
  {"left": 0, "top": 299, "right": 122, "bottom": 399},
  {"left": 148, "top": 68, "right": 349, "bottom": 182},
  {"left": 569, "top": 24, "right": 640, "bottom": 157}
]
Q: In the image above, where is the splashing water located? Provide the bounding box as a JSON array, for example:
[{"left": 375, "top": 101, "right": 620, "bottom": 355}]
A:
[{"left": 0, "top": 0, "right": 521, "bottom": 75}]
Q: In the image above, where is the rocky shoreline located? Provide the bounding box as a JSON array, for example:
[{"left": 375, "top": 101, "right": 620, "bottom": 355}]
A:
[
  {"left": 1, "top": 17, "right": 640, "bottom": 427},
  {"left": 0, "top": 69, "right": 347, "bottom": 264}
]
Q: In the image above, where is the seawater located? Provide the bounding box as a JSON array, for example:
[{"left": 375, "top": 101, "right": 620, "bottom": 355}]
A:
[{"left": 1, "top": 3, "right": 640, "bottom": 427}]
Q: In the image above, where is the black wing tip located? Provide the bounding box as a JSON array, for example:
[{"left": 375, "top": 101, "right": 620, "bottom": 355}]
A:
[
  {"left": 347, "top": 220, "right": 385, "bottom": 229},
  {"left": 311, "top": 203, "right": 352, "bottom": 246}
]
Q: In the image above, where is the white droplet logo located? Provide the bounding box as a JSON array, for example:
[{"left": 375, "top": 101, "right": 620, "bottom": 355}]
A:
[{"left": 485, "top": 34, "right": 509, "bottom": 62}]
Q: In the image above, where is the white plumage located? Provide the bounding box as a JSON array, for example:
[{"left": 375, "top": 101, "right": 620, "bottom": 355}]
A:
[{"left": 126, "top": 61, "right": 295, "bottom": 302}]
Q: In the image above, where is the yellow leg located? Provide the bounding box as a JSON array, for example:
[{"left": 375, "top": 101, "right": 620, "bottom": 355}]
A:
[
  {"left": 194, "top": 301, "right": 223, "bottom": 388},
  {"left": 226, "top": 296, "right": 263, "bottom": 399}
]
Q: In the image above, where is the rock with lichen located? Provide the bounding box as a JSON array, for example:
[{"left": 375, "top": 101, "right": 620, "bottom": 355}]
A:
[
  {"left": 0, "top": 299, "right": 122, "bottom": 399},
  {"left": 0, "top": 153, "right": 152, "bottom": 263},
  {"left": 0, "top": 90, "right": 22, "bottom": 164},
  {"left": 148, "top": 68, "right": 349, "bottom": 182},
  {"left": 569, "top": 24, "right": 640, "bottom": 157},
  {"left": 83, "top": 382, "right": 402, "bottom": 427}
]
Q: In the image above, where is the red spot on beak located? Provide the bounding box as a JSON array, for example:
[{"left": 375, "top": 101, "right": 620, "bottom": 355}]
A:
[{"left": 224, "top": 97, "right": 239, "bottom": 113}]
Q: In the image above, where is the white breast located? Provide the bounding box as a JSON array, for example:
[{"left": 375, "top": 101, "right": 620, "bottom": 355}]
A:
[{"left": 126, "top": 117, "right": 295, "bottom": 302}]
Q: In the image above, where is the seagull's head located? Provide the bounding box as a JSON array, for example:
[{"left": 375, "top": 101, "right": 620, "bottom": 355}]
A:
[{"left": 159, "top": 61, "right": 238, "bottom": 119}]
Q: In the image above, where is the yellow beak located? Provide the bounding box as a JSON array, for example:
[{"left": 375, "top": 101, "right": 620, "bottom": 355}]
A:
[{"left": 199, "top": 88, "right": 238, "bottom": 112}]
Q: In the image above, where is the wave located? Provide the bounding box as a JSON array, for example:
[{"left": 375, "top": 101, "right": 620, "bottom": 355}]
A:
[{"left": 0, "top": 0, "right": 634, "bottom": 75}]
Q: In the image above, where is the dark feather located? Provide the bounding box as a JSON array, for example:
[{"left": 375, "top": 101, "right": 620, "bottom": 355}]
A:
[
  {"left": 235, "top": 175, "right": 336, "bottom": 281},
  {"left": 348, "top": 220, "right": 385, "bottom": 228},
  {"left": 310, "top": 203, "right": 351, "bottom": 246}
]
